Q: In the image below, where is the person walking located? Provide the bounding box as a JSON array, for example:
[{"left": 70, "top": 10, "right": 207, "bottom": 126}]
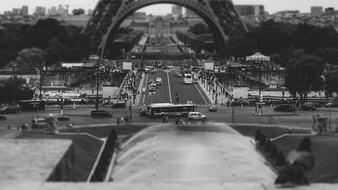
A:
[{"left": 175, "top": 93, "right": 179, "bottom": 104}]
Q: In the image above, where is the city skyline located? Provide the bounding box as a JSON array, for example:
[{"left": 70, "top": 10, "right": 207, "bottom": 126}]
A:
[{"left": 1, "top": 0, "right": 338, "bottom": 15}]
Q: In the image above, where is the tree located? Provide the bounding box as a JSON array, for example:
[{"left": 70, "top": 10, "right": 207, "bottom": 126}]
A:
[
  {"left": 255, "top": 130, "right": 261, "bottom": 141},
  {"left": 316, "top": 47, "right": 338, "bottom": 66},
  {"left": 259, "top": 134, "right": 267, "bottom": 146},
  {"left": 264, "top": 138, "right": 271, "bottom": 152},
  {"left": 0, "top": 77, "right": 34, "bottom": 103},
  {"left": 72, "top": 8, "right": 85, "bottom": 15},
  {"left": 276, "top": 151, "right": 286, "bottom": 166},
  {"left": 325, "top": 71, "right": 338, "bottom": 94},
  {"left": 188, "top": 23, "right": 210, "bottom": 35},
  {"left": 15, "top": 48, "right": 45, "bottom": 70},
  {"left": 285, "top": 53, "right": 325, "bottom": 101},
  {"left": 269, "top": 144, "right": 278, "bottom": 159}
]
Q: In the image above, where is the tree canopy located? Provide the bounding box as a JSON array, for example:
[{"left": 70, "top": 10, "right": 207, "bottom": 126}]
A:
[
  {"left": 0, "top": 77, "right": 34, "bottom": 103},
  {"left": 0, "top": 18, "right": 90, "bottom": 68},
  {"left": 285, "top": 52, "right": 325, "bottom": 101}
]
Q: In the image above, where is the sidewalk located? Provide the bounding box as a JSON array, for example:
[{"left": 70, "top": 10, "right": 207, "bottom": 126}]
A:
[{"left": 197, "top": 78, "right": 229, "bottom": 105}]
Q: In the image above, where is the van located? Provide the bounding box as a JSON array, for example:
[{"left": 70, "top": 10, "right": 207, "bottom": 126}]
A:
[{"left": 188, "top": 112, "right": 207, "bottom": 121}]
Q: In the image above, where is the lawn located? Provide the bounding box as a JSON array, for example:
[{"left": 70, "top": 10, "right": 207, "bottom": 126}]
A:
[
  {"left": 19, "top": 131, "right": 103, "bottom": 182},
  {"left": 230, "top": 124, "right": 311, "bottom": 138}
]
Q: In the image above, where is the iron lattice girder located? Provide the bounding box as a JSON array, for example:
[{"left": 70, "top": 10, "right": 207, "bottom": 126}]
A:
[{"left": 83, "top": 0, "right": 247, "bottom": 54}]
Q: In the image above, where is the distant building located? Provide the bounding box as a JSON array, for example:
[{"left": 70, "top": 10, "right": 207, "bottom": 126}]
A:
[
  {"left": 34, "top": 6, "right": 46, "bottom": 16},
  {"left": 12, "top": 8, "right": 21, "bottom": 16},
  {"left": 48, "top": 6, "right": 58, "bottom": 16},
  {"left": 87, "top": 9, "right": 94, "bottom": 16},
  {"left": 57, "top": 5, "right": 69, "bottom": 16},
  {"left": 323, "top": 7, "right": 338, "bottom": 16},
  {"left": 311, "top": 6, "right": 323, "bottom": 16},
  {"left": 21, "top": 6, "right": 29, "bottom": 16},
  {"left": 172, "top": 5, "right": 183, "bottom": 17},
  {"left": 3, "top": 11, "right": 12, "bottom": 16},
  {"left": 133, "top": 12, "right": 147, "bottom": 19},
  {"left": 57, "top": 14, "right": 90, "bottom": 27},
  {"left": 235, "top": 5, "right": 265, "bottom": 25}
]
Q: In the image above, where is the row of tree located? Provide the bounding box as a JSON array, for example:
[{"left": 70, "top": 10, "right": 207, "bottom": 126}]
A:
[
  {"left": 0, "top": 18, "right": 90, "bottom": 69},
  {"left": 0, "top": 77, "right": 34, "bottom": 103},
  {"left": 187, "top": 21, "right": 338, "bottom": 98}
]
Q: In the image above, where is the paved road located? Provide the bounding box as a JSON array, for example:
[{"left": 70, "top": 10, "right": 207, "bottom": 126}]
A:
[{"left": 140, "top": 70, "right": 210, "bottom": 105}]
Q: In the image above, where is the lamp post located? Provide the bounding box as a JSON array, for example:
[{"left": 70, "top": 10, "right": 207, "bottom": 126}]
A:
[
  {"left": 95, "top": 63, "right": 99, "bottom": 111},
  {"left": 129, "top": 100, "right": 132, "bottom": 124}
]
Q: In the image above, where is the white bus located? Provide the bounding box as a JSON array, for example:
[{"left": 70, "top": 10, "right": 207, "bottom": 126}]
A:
[{"left": 184, "top": 74, "right": 193, "bottom": 84}]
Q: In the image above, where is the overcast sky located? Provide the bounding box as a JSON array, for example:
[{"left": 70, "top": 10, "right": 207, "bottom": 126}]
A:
[{"left": 1, "top": 0, "right": 338, "bottom": 14}]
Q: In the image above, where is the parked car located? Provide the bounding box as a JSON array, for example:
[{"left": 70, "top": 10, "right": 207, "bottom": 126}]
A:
[
  {"left": 209, "top": 105, "right": 217, "bottom": 112},
  {"left": 0, "top": 104, "right": 21, "bottom": 114},
  {"left": 111, "top": 102, "right": 126, "bottom": 108},
  {"left": 175, "top": 72, "right": 183, "bottom": 77},
  {"left": 91, "top": 110, "right": 113, "bottom": 118},
  {"left": 300, "top": 102, "right": 316, "bottom": 111},
  {"left": 274, "top": 104, "right": 295, "bottom": 112},
  {"left": 0, "top": 115, "right": 7, "bottom": 120},
  {"left": 139, "top": 107, "right": 148, "bottom": 116},
  {"left": 149, "top": 86, "right": 156, "bottom": 92},
  {"left": 188, "top": 112, "right": 207, "bottom": 122}
]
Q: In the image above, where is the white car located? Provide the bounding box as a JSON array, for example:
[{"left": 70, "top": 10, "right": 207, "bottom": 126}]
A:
[
  {"left": 156, "top": 77, "right": 163, "bottom": 85},
  {"left": 188, "top": 112, "right": 207, "bottom": 122}
]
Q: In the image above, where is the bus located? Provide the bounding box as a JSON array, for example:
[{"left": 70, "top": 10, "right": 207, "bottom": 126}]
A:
[
  {"left": 19, "top": 100, "right": 45, "bottom": 111},
  {"left": 140, "top": 103, "right": 196, "bottom": 117},
  {"left": 183, "top": 74, "right": 193, "bottom": 84}
]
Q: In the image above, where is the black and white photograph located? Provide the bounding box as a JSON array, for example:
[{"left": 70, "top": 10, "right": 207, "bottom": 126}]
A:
[{"left": 0, "top": 0, "right": 338, "bottom": 189}]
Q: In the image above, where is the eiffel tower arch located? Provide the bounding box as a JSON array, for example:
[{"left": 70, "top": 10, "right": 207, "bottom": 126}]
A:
[{"left": 83, "top": 0, "right": 247, "bottom": 57}]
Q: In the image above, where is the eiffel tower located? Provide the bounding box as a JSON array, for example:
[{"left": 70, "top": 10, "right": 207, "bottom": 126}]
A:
[{"left": 83, "top": 0, "right": 247, "bottom": 56}]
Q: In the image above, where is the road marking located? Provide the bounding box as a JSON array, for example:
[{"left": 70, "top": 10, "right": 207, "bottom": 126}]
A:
[
  {"left": 194, "top": 83, "right": 208, "bottom": 105},
  {"left": 166, "top": 71, "right": 173, "bottom": 103},
  {"left": 142, "top": 74, "right": 149, "bottom": 104}
]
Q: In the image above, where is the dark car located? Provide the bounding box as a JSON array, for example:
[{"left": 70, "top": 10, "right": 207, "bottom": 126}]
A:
[
  {"left": 139, "top": 107, "right": 148, "bottom": 116},
  {"left": 209, "top": 105, "right": 217, "bottom": 112},
  {"left": 300, "top": 102, "right": 316, "bottom": 111},
  {"left": 0, "top": 115, "right": 7, "bottom": 120},
  {"left": 274, "top": 104, "right": 295, "bottom": 112},
  {"left": 91, "top": 110, "right": 113, "bottom": 118},
  {"left": 111, "top": 102, "right": 126, "bottom": 108},
  {"left": 0, "top": 104, "right": 21, "bottom": 114}
]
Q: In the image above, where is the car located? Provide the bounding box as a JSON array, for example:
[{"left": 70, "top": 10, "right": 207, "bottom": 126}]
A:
[
  {"left": 91, "top": 110, "right": 113, "bottom": 118},
  {"left": 32, "top": 118, "right": 49, "bottom": 128},
  {"left": 188, "top": 112, "right": 207, "bottom": 122},
  {"left": 155, "top": 77, "right": 163, "bottom": 85},
  {"left": 209, "top": 105, "right": 217, "bottom": 112},
  {"left": 175, "top": 72, "right": 183, "bottom": 77},
  {"left": 139, "top": 107, "right": 148, "bottom": 116},
  {"left": 0, "top": 115, "right": 7, "bottom": 120},
  {"left": 274, "top": 104, "right": 295, "bottom": 112},
  {"left": 57, "top": 115, "right": 70, "bottom": 121},
  {"left": 111, "top": 102, "right": 126, "bottom": 108},
  {"left": 149, "top": 85, "right": 156, "bottom": 92},
  {"left": 300, "top": 102, "right": 316, "bottom": 111},
  {"left": 0, "top": 104, "right": 21, "bottom": 114}
]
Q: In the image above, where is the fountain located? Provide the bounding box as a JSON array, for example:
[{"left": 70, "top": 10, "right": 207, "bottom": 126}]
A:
[{"left": 112, "top": 123, "right": 276, "bottom": 183}]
